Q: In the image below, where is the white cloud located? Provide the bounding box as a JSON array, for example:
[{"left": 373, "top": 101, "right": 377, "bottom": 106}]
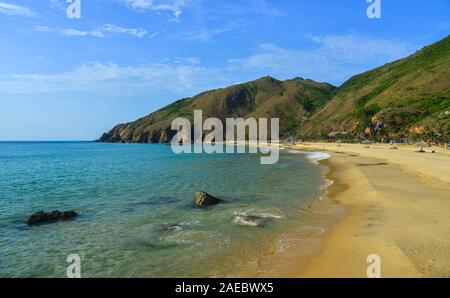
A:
[
  {"left": 60, "top": 28, "right": 93, "bottom": 37},
  {"left": 172, "top": 57, "right": 201, "bottom": 64},
  {"left": 34, "top": 24, "right": 150, "bottom": 39},
  {"left": 33, "top": 25, "right": 52, "bottom": 32},
  {"left": 0, "top": 34, "right": 418, "bottom": 96},
  {"left": 435, "top": 21, "right": 450, "bottom": 31},
  {"left": 249, "top": 0, "right": 283, "bottom": 16},
  {"left": 228, "top": 34, "right": 415, "bottom": 84},
  {"left": 120, "top": 0, "right": 186, "bottom": 18},
  {"left": 120, "top": 0, "right": 281, "bottom": 20},
  {"left": 0, "top": 2, "right": 35, "bottom": 17},
  {"left": 0, "top": 61, "right": 229, "bottom": 95},
  {"left": 48, "top": 0, "right": 63, "bottom": 9},
  {"left": 101, "top": 24, "right": 148, "bottom": 38},
  {"left": 181, "top": 20, "right": 246, "bottom": 42}
]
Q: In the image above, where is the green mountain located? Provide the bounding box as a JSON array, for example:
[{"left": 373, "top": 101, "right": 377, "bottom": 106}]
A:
[
  {"left": 299, "top": 35, "right": 450, "bottom": 141},
  {"left": 98, "top": 76, "right": 336, "bottom": 143},
  {"left": 99, "top": 35, "right": 450, "bottom": 143}
]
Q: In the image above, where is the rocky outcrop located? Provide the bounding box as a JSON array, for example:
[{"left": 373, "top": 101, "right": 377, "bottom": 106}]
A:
[
  {"left": 26, "top": 210, "right": 78, "bottom": 225},
  {"left": 98, "top": 125, "right": 175, "bottom": 143},
  {"left": 193, "top": 191, "right": 222, "bottom": 207}
]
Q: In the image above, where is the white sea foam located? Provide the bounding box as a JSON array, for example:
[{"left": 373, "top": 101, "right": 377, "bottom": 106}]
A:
[
  {"left": 320, "top": 178, "right": 334, "bottom": 190},
  {"left": 179, "top": 220, "right": 201, "bottom": 227},
  {"left": 258, "top": 213, "right": 285, "bottom": 220},
  {"left": 233, "top": 210, "right": 285, "bottom": 220},
  {"left": 284, "top": 149, "right": 330, "bottom": 164},
  {"left": 232, "top": 210, "right": 285, "bottom": 227},
  {"left": 304, "top": 151, "right": 330, "bottom": 163},
  {"left": 302, "top": 226, "right": 326, "bottom": 235},
  {"left": 277, "top": 237, "right": 296, "bottom": 252},
  {"left": 233, "top": 216, "right": 259, "bottom": 227},
  {"left": 286, "top": 149, "right": 303, "bottom": 154}
]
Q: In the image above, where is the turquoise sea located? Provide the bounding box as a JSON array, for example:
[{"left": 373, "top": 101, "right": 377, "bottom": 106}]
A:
[{"left": 0, "top": 142, "right": 335, "bottom": 277}]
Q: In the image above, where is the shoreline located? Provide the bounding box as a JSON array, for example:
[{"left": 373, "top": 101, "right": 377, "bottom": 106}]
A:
[
  {"left": 293, "top": 143, "right": 450, "bottom": 277},
  {"left": 276, "top": 142, "right": 450, "bottom": 277},
  {"left": 241, "top": 148, "right": 347, "bottom": 277}
]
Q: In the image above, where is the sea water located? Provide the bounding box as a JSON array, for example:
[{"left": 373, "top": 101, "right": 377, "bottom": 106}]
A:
[{"left": 0, "top": 142, "right": 333, "bottom": 277}]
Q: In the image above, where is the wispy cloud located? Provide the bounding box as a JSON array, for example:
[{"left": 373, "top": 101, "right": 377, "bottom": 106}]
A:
[
  {"left": 120, "top": 0, "right": 280, "bottom": 20},
  {"left": 100, "top": 24, "right": 149, "bottom": 38},
  {"left": 228, "top": 34, "right": 415, "bottom": 84},
  {"left": 249, "top": 0, "right": 283, "bottom": 17},
  {"left": 47, "top": 0, "right": 64, "bottom": 10},
  {"left": 434, "top": 21, "right": 450, "bottom": 31},
  {"left": 34, "top": 24, "right": 151, "bottom": 39},
  {"left": 0, "top": 61, "right": 229, "bottom": 95},
  {"left": 120, "top": 0, "right": 187, "bottom": 18},
  {"left": 0, "top": 34, "right": 418, "bottom": 96},
  {"left": 182, "top": 20, "right": 247, "bottom": 42},
  {"left": 0, "top": 2, "right": 35, "bottom": 17},
  {"left": 227, "top": 0, "right": 283, "bottom": 17}
]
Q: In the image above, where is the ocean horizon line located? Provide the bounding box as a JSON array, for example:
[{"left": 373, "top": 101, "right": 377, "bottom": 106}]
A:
[{"left": 0, "top": 140, "right": 96, "bottom": 143}]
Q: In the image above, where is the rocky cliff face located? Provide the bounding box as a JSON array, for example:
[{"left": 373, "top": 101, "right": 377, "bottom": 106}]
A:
[{"left": 99, "top": 124, "right": 174, "bottom": 143}]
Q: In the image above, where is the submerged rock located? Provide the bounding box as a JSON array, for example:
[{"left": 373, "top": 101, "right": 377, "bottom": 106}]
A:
[
  {"left": 156, "top": 223, "right": 183, "bottom": 233},
  {"left": 193, "top": 191, "right": 222, "bottom": 207},
  {"left": 26, "top": 210, "right": 78, "bottom": 225}
]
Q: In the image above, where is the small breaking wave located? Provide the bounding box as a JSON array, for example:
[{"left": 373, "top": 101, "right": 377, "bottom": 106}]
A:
[
  {"left": 233, "top": 216, "right": 259, "bottom": 227},
  {"left": 258, "top": 213, "right": 285, "bottom": 220},
  {"left": 302, "top": 225, "right": 326, "bottom": 235},
  {"left": 285, "top": 149, "right": 330, "bottom": 164},
  {"left": 232, "top": 211, "right": 285, "bottom": 227},
  {"left": 286, "top": 149, "right": 303, "bottom": 154},
  {"left": 304, "top": 152, "right": 330, "bottom": 163},
  {"left": 320, "top": 178, "right": 334, "bottom": 191}
]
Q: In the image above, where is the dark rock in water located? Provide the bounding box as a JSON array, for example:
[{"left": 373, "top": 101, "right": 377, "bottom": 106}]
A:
[
  {"left": 193, "top": 191, "right": 222, "bottom": 207},
  {"left": 26, "top": 210, "right": 78, "bottom": 225}
]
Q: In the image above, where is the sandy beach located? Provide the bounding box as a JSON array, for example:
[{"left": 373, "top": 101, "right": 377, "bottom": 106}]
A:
[{"left": 257, "top": 142, "right": 450, "bottom": 278}]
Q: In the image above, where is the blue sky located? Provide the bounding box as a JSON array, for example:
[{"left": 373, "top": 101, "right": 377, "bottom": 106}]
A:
[{"left": 0, "top": 0, "right": 449, "bottom": 140}]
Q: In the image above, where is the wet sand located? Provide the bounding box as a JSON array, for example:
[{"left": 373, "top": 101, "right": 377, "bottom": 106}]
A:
[{"left": 258, "top": 143, "right": 450, "bottom": 277}]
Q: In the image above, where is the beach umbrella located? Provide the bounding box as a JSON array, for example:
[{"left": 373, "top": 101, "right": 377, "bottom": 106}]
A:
[{"left": 416, "top": 140, "right": 430, "bottom": 152}]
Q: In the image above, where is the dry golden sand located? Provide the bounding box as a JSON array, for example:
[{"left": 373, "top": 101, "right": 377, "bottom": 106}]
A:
[{"left": 257, "top": 143, "right": 450, "bottom": 278}]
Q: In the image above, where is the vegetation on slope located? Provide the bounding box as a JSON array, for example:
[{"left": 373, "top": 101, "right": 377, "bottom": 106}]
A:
[
  {"left": 99, "top": 76, "right": 335, "bottom": 143},
  {"left": 299, "top": 34, "right": 450, "bottom": 142},
  {"left": 100, "top": 35, "right": 450, "bottom": 143}
]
